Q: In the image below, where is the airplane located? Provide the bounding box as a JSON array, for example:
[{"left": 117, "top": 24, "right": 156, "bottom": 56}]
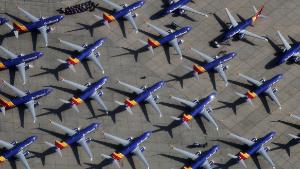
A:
[
  {"left": 170, "top": 92, "right": 219, "bottom": 130},
  {"left": 274, "top": 31, "right": 300, "bottom": 65},
  {"left": 213, "top": 5, "right": 268, "bottom": 48},
  {"left": 0, "top": 136, "right": 37, "bottom": 169},
  {"left": 184, "top": 48, "right": 237, "bottom": 87},
  {"left": 0, "top": 45, "right": 43, "bottom": 84},
  {"left": 227, "top": 132, "right": 276, "bottom": 169},
  {"left": 0, "top": 79, "right": 52, "bottom": 123},
  {"left": 115, "top": 80, "right": 165, "bottom": 117},
  {"left": 44, "top": 120, "right": 100, "bottom": 161},
  {"left": 57, "top": 38, "right": 106, "bottom": 74},
  {"left": 161, "top": 0, "right": 208, "bottom": 17},
  {"left": 235, "top": 73, "right": 283, "bottom": 109},
  {"left": 58, "top": 76, "right": 109, "bottom": 114},
  {"left": 170, "top": 144, "right": 219, "bottom": 169},
  {"left": 101, "top": 131, "right": 151, "bottom": 169},
  {"left": 140, "top": 22, "right": 192, "bottom": 59},
  {"left": 288, "top": 114, "right": 300, "bottom": 141},
  {"left": 5, "top": 6, "right": 64, "bottom": 46},
  {"left": 94, "top": 0, "right": 145, "bottom": 33}
]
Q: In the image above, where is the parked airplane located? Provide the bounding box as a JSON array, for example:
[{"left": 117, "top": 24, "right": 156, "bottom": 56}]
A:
[
  {"left": 0, "top": 79, "right": 52, "bottom": 123},
  {"left": 0, "top": 46, "right": 43, "bottom": 84},
  {"left": 274, "top": 31, "right": 300, "bottom": 65},
  {"left": 94, "top": 0, "right": 145, "bottom": 33},
  {"left": 101, "top": 131, "right": 151, "bottom": 169},
  {"left": 184, "top": 48, "right": 237, "bottom": 86},
  {"left": 0, "top": 136, "right": 37, "bottom": 169},
  {"left": 288, "top": 114, "right": 300, "bottom": 141},
  {"left": 57, "top": 38, "right": 106, "bottom": 73},
  {"left": 44, "top": 120, "right": 100, "bottom": 161},
  {"left": 140, "top": 22, "right": 192, "bottom": 59},
  {"left": 170, "top": 144, "right": 219, "bottom": 169},
  {"left": 213, "top": 5, "right": 268, "bottom": 48},
  {"left": 5, "top": 6, "right": 64, "bottom": 46},
  {"left": 58, "top": 76, "right": 109, "bottom": 113},
  {"left": 170, "top": 92, "right": 219, "bottom": 130},
  {"left": 235, "top": 73, "right": 283, "bottom": 109},
  {"left": 161, "top": 0, "right": 208, "bottom": 17},
  {"left": 227, "top": 132, "right": 276, "bottom": 169},
  {"left": 115, "top": 80, "right": 165, "bottom": 117}
]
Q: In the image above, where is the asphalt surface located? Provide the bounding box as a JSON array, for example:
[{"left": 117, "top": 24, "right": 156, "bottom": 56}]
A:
[{"left": 0, "top": 0, "right": 300, "bottom": 169}]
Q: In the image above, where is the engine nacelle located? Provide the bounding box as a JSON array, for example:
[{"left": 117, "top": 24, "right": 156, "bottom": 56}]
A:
[
  {"left": 264, "top": 146, "right": 270, "bottom": 152},
  {"left": 153, "top": 95, "right": 159, "bottom": 102},
  {"left": 25, "top": 90, "right": 31, "bottom": 95},
  {"left": 73, "top": 128, "right": 80, "bottom": 132},
  {"left": 193, "top": 99, "right": 199, "bottom": 104},
  {"left": 97, "top": 91, "right": 104, "bottom": 97},
  {"left": 25, "top": 63, "right": 33, "bottom": 70},
  {"left": 82, "top": 44, "right": 88, "bottom": 48},
  {"left": 222, "top": 65, "right": 229, "bottom": 71},
  {"left": 120, "top": 3, "right": 128, "bottom": 8},
  {"left": 178, "top": 9, "right": 185, "bottom": 15},
  {"left": 167, "top": 29, "right": 174, "bottom": 33},
  {"left": 291, "top": 56, "right": 300, "bottom": 63},
  {"left": 209, "top": 160, "right": 214, "bottom": 166},
  {"left": 206, "top": 107, "right": 213, "bottom": 113},
  {"left": 23, "top": 151, "right": 30, "bottom": 157},
  {"left": 140, "top": 86, "right": 147, "bottom": 90},
  {"left": 84, "top": 82, "right": 91, "bottom": 87},
  {"left": 140, "top": 146, "right": 146, "bottom": 152},
  {"left": 168, "top": 0, "right": 175, "bottom": 4},
  {"left": 272, "top": 88, "right": 278, "bottom": 93},
  {"left": 95, "top": 52, "right": 101, "bottom": 58},
  {"left": 127, "top": 137, "right": 133, "bottom": 141},
  {"left": 46, "top": 27, "right": 54, "bottom": 33},
  {"left": 195, "top": 151, "right": 201, "bottom": 156},
  {"left": 34, "top": 101, "right": 40, "bottom": 107},
  {"left": 85, "top": 137, "right": 92, "bottom": 143},
  {"left": 10, "top": 141, "right": 17, "bottom": 145},
  {"left": 178, "top": 39, "right": 184, "bottom": 45},
  {"left": 213, "top": 41, "right": 220, "bottom": 48},
  {"left": 238, "top": 33, "right": 245, "bottom": 40},
  {"left": 131, "top": 13, "right": 138, "bottom": 18},
  {"left": 251, "top": 138, "right": 257, "bottom": 142},
  {"left": 260, "top": 78, "right": 266, "bottom": 83}
]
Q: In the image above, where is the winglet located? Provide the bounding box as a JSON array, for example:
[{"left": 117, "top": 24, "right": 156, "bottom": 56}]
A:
[
  {"left": 170, "top": 144, "right": 175, "bottom": 149},
  {"left": 58, "top": 76, "right": 64, "bottom": 81},
  {"left": 48, "top": 119, "right": 53, "bottom": 124}
]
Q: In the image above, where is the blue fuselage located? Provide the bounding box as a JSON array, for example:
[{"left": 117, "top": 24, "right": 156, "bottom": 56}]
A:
[
  {"left": 64, "top": 123, "right": 100, "bottom": 145},
  {"left": 202, "top": 52, "right": 237, "bottom": 71},
  {"left": 162, "top": 0, "right": 191, "bottom": 15},
  {"left": 1, "top": 136, "right": 37, "bottom": 160},
  {"left": 187, "top": 145, "right": 219, "bottom": 168},
  {"left": 278, "top": 43, "right": 300, "bottom": 65},
  {"left": 111, "top": 0, "right": 145, "bottom": 20},
  {"left": 0, "top": 52, "right": 43, "bottom": 70}
]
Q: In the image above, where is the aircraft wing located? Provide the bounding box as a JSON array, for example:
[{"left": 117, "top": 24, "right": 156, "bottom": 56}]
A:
[
  {"left": 215, "top": 65, "right": 228, "bottom": 86},
  {"left": 59, "top": 39, "right": 85, "bottom": 52},
  {"left": 102, "top": 0, "right": 123, "bottom": 11},
  {"left": 191, "top": 48, "right": 214, "bottom": 62},
  {"left": 38, "top": 26, "right": 48, "bottom": 46},
  {"left": 16, "top": 152, "right": 31, "bottom": 169},
  {"left": 103, "top": 132, "right": 130, "bottom": 146},
  {"left": 146, "top": 95, "right": 162, "bottom": 117},
  {"left": 50, "top": 120, "right": 76, "bottom": 136},
  {"left": 124, "top": 14, "right": 138, "bottom": 33},
  {"left": 1, "top": 80, "right": 26, "bottom": 97},
  {"left": 170, "top": 95, "right": 196, "bottom": 107},
  {"left": 229, "top": 133, "right": 254, "bottom": 146},
  {"left": 118, "top": 81, "right": 144, "bottom": 94},
  {"left": 0, "top": 46, "right": 17, "bottom": 59},
  {"left": 60, "top": 78, "right": 87, "bottom": 91},
  {"left": 169, "top": 39, "right": 183, "bottom": 59},
  {"left": 25, "top": 100, "right": 36, "bottom": 123},
  {"left": 133, "top": 147, "right": 150, "bottom": 169},
  {"left": 180, "top": 5, "right": 208, "bottom": 17},
  {"left": 240, "top": 30, "right": 268, "bottom": 41},
  {"left": 16, "top": 63, "right": 26, "bottom": 84},
  {"left": 88, "top": 54, "right": 104, "bottom": 73},
  {"left": 202, "top": 109, "right": 219, "bottom": 130},
  {"left": 238, "top": 73, "right": 262, "bottom": 86},
  {"left": 146, "top": 22, "right": 169, "bottom": 36},
  {"left": 17, "top": 6, "right": 39, "bottom": 22},
  {"left": 0, "top": 140, "right": 14, "bottom": 149},
  {"left": 225, "top": 8, "right": 238, "bottom": 27},
  {"left": 90, "top": 93, "right": 108, "bottom": 113},
  {"left": 277, "top": 31, "right": 291, "bottom": 50},
  {"left": 265, "top": 88, "right": 281, "bottom": 108},
  {"left": 202, "top": 160, "right": 213, "bottom": 169},
  {"left": 78, "top": 137, "right": 93, "bottom": 161},
  {"left": 258, "top": 147, "right": 275, "bottom": 168},
  {"left": 291, "top": 114, "right": 300, "bottom": 121},
  {"left": 171, "top": 145, "right": 198, "bottom": 160}
]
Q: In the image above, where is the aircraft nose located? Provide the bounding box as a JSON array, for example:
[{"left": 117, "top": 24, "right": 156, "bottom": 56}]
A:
[
  {"left": 59, "top": 15, "right": 64, "bottom": 20},
  {"left": 277, "top": 74, "right": 283, "bottom": 80},
  {"left": 145, "top": 131, "right": 152, "bottom": 137},
  {"left": 46, "top": 88, "right": 53, "bottom": 94},
  {"left": 31, "top": 135, "right": 38, "bottom": 141},
  {"left": 213, "top": 145, "right": 220, "bottom": 151},
  {"left": 93, "top": 122, "right": 101, "bottom": 128},
  {"left": 187, "top": 26, "right": 192, "bottom": 31},
  {"left": 37, "top": 51, "right": 44, "bottom": 57},
  {"left": 209, "top": 92, "right": 217, "bottom": 99},
  {"left": 270, "top": 131, "right": 277, "bottom": 137},
  {"left": 230, "top": 52, "right": 237, "bottom": 57}
]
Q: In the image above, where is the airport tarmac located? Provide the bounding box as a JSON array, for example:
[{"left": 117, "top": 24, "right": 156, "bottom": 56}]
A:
[{"left": 0, "top": 0, "right": 300, "bottom": 169}]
